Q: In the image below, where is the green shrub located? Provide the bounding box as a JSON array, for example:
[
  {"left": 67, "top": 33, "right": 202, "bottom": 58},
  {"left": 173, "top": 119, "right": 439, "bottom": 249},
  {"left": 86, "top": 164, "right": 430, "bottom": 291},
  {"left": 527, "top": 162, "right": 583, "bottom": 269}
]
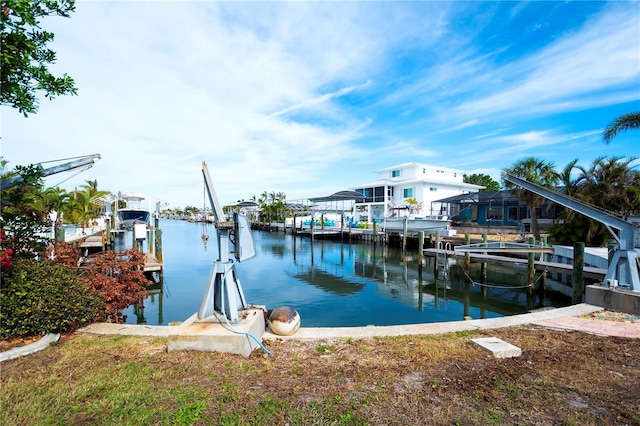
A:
[{"left": 0, "top": 258, "right": 105, "bottom": 339}]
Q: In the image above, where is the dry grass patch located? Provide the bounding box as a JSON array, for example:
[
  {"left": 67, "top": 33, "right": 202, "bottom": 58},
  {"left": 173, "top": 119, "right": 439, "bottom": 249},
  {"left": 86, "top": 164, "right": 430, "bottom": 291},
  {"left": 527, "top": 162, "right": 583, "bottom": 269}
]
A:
[{"left": 1, "top": 327, "right": 639, "bottom": 425}]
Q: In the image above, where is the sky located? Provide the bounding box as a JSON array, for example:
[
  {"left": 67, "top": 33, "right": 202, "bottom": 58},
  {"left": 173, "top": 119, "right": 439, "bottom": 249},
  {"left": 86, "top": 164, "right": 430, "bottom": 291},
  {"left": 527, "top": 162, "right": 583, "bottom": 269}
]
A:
[{"left": 1, "top": 0, "right": 639, "bottom": 210}]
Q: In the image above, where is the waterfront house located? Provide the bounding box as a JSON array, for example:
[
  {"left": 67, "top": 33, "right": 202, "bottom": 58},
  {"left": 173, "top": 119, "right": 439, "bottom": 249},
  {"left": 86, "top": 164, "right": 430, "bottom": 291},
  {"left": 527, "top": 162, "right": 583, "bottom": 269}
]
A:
[
  {"left": 351, "top": 162, "right": 482, "bottom": 223},
  {"left": 434, "top": 189, "right": 562, "bottom": 233}
]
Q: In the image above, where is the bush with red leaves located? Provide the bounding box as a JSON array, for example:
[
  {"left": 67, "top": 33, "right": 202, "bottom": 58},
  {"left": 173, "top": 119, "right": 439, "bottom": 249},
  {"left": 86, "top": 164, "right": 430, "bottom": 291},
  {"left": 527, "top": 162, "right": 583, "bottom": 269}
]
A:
[{"left": 46, "top": 243, "right": 151, "bottom": 323}]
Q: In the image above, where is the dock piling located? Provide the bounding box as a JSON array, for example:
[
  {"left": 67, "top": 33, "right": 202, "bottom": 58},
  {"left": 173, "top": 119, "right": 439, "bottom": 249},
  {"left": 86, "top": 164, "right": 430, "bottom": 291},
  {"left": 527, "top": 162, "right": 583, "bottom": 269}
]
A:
[{"left": 572, "top": 242, "right": 585, "bottom": 304}]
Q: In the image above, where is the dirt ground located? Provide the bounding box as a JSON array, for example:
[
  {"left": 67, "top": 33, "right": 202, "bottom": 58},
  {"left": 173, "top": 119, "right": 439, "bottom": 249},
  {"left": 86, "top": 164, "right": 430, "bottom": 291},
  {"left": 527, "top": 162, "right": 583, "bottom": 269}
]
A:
[{"left": 2, "top": 322, "right": 639, "bottom": 425}]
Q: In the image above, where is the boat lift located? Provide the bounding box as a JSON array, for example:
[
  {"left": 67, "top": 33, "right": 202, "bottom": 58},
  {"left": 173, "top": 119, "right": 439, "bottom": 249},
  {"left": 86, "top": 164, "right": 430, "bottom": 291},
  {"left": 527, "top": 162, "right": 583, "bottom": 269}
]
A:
[
  {"left": 501, "top": 173, "right": 639, "bottom": 291},
  {"left": 1, "top": 154, "right": 101, "bottom": 191},
  {"left": 197, "top": 162, "right": 256, "bottom": 323}
]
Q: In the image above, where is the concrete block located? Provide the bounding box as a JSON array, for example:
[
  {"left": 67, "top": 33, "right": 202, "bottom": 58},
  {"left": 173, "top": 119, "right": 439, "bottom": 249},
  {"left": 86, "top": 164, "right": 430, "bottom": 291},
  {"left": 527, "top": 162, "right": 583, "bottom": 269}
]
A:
[
  {"left": 471, "top": 337, "right": 522, "bottom": 358},
  {"left": 585, "top": 284, "right": 640, "bottom": 315},
  {"left": 168, "top": 308, "right": 266, "bottom": 356}
]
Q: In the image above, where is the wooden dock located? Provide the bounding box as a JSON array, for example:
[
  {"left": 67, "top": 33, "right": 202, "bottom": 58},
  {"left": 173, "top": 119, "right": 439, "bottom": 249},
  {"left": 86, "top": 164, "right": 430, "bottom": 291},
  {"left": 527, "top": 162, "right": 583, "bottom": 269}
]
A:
[
  {"left": 424, "top": 249, "right": 607, "bottom": 280},
  {"left": 79, "top": 235, "right": 104, "bottom": 249},
  {"left": 143, "top": 254, "right": 163, "bottom": 272},
  {"left": 78, "top": 235, "right": 162, "bottom": 274}
]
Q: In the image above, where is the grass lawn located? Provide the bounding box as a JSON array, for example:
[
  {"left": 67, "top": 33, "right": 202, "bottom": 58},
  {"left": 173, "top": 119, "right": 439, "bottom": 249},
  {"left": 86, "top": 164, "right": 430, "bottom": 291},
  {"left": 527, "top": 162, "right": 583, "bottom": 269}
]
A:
[{"left": 1, "top": 326, "right": 639, "bottom": 425}]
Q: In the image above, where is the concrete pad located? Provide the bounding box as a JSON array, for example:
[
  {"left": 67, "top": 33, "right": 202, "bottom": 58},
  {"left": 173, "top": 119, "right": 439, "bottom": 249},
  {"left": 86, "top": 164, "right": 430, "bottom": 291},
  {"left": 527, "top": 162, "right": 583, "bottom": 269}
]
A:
[
  {"left": 471, "top": 337, "right": 522, "bottom": 358},
  {"left": 585, "top": 284, "right": 640, "bottom": 315},
  {"left": 167, "top": 308, "right": 265, "bottom": 357}
]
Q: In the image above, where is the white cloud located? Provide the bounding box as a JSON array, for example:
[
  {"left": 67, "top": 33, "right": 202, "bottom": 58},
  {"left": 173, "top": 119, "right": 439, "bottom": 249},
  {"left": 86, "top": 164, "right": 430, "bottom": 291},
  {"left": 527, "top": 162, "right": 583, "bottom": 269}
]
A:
[{"left": 2, "top": 1, "right": 639, "bottom": 208}]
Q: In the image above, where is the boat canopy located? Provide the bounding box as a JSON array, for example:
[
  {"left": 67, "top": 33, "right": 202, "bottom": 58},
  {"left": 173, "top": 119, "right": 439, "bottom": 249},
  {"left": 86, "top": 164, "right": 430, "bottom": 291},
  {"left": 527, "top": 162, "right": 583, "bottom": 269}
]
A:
[{"left": 309, "top": 190, "right": 366, "bottom": 203}]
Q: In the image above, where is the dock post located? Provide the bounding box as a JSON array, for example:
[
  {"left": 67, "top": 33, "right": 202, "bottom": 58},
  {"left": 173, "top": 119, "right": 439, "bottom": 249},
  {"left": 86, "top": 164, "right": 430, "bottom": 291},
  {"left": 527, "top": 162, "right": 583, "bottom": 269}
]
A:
[
  {"left": 572, "top": 242, "right": 585, "bottom": 304},
  {"left": 527, "top": 236, "right": 535, "bottom": 290},
  {"left": 105, "top": 217, "right": 112, "bottom": 248},
  {"left": 372, "top": 221, "right": 377, "bottom": 245},
  {"left": 155, "top": 227, "right": 163, "bottom": 265},
  {"left": 481, "top": 233, "right": 488, "bottom": 297},
  {"left": 539, "top": 236, "right": 547, "bottom": 303},
  {"left": 464, "top": 233, "right": 471, "bottom": 278},
  {"left": 310, "top": 217, "right": 314, "bottom": 242},
  {"left": 149, "top": 219, "right": 155, "bottom": 256},
  {"left": 402, "top": 218, "right": 407, "bottom": 250},
  {"left": 418, "top": 231, "right": 424, "bottom": 277},
  {"left": 433, "top": 231, "right": 440, "bottom": 277}
]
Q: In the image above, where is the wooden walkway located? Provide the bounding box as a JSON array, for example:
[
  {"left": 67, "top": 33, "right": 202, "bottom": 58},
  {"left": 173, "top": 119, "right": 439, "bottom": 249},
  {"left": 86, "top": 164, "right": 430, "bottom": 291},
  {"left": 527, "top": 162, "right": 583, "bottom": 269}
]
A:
[{"left": 424, "top": 249, "right": 607, "bottom": 280}]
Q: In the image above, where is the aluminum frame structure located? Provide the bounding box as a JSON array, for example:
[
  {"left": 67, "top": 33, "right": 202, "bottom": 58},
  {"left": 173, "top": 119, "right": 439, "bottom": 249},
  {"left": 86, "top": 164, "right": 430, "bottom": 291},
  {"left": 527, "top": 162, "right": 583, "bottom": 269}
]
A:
[
  {"left": 502, "top": 173, "right": 639, "bottom": 291},
  {"left": 197, "top": 162, "right": 256, "bottom": 323}
]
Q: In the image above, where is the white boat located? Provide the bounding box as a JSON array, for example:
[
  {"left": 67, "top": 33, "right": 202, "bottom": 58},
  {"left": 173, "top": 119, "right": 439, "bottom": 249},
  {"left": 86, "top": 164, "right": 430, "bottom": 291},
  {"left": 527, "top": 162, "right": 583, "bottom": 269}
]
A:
[
  {"left": 116, "top": 193, "right": 150, "bottom": 230},
  {"left": 381, "top": 215, "right": 451, "bottom": 234}
]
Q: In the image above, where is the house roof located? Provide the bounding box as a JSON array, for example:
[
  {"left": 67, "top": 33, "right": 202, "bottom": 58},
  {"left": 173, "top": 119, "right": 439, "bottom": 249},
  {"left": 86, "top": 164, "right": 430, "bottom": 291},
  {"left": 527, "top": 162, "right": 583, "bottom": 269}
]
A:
[
  {"left": 351, "top": 178, "right": 482, "bottom": 191},
  {"left": 373, "top": 162, "right": 468, "bottom": 174}
]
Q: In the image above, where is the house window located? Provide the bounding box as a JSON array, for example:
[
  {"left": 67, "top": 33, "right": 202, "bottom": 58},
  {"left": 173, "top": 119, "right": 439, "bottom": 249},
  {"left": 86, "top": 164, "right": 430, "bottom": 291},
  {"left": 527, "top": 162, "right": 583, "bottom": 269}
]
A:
[
  {"left": 355, "top": 188, "right": 373, "bottom": 204},
  {"left": 429, "top": 187, "right": 437, "bottom": 192},
  {"left": 391, "top": 170, "right": 401, "bottom": 178},
  {"left": 487, "top": 207, "right": 503, "bottom": 221},
  {"left": 374, "top": 186, "right": 385, "bottom": 202},
  {"left": 403, "top": 188, "right": 413, "bottom": 198}
]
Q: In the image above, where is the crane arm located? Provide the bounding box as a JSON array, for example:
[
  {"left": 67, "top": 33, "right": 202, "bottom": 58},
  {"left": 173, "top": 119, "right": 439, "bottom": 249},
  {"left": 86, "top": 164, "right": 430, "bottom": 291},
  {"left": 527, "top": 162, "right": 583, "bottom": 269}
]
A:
[
  {"left": 1, "top": 154, "right": 102, "bottom": 191},
  {"left": 201, "top": 161, "right": 229, "bottom": 226},
  {"left": 502, "top": 172, "right": 636, "bottom": 251}
]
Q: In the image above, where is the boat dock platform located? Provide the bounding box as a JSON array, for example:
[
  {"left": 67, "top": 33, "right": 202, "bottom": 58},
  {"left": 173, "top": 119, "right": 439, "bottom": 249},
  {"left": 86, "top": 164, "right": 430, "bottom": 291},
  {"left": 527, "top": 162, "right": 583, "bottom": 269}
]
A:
[
  {"left": 78, "top": 236, "right": 163, "bottom": 274},
  {"left": 423, "top": 248, "right": 607, "bottom": 280}
]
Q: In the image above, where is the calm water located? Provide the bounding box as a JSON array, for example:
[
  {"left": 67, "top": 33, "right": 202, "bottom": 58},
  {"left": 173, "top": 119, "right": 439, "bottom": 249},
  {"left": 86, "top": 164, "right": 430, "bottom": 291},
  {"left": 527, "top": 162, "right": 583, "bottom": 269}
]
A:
[{"left": 123, "top": 219, "right": 570, "bottom": 326}]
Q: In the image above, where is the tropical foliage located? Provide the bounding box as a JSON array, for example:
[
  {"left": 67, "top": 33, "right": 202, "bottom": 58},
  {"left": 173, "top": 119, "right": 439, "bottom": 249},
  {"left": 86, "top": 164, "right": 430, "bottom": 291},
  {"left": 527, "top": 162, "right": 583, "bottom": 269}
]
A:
[
  {"left": 464, "top": 173, "right": 501, "bottom": 191},
  {"left": 502, "top": 157, "right": 559, "bottom": 241},
  {"left": 603, "top": 112, "right": 640, "bottom": 144},
  {"left": 47, "top": 243, "right": 151, "bottom": 323},
  {"left": 1, "top": 0, "right": 78, "bottom": 116},
  {"left": 253, "top": 191, "right": 288, "bottom": 222},
  {"left": 548, "top": 156, "right": 639, "bottom": 246},
  {"left": 0, "top": 159, "right": 150, "bottom": 339},
  {"left": 0, "top": 257, "right": 105, "bottom": 339},
  {"left": 0, "top": 162, "right": 50, "bottom": 259}
]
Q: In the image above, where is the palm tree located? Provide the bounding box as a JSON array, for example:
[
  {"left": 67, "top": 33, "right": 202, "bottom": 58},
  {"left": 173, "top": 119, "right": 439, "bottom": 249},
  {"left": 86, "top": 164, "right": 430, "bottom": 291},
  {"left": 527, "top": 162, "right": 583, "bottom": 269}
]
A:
[
  {"left": 551, "top": 156, "right": 639, "bottom": 246},
  {"left": 41, "top": 187, "right": 70, "bottom": 233},
  {"left": 603, "top": 112, "right": 640, "bottom": 143},
  {"left": 557, "top": 159, "right": 580, "bottom": 198},
  {"left": 503, "top": 157, "right": 559, "bottom": 241},
  {"left": 66, "top": 181, "right": 111, "bottom": 228},
  {"left": 79, "top": 179, "right": 111, "bottom": 217}
]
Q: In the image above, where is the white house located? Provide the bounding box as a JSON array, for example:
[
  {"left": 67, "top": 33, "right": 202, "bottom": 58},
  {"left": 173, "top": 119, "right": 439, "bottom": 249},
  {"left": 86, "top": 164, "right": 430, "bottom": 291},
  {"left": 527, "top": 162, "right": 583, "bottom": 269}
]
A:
[{"left": 351, "top": 162, "right": 482, "bottom": 222}]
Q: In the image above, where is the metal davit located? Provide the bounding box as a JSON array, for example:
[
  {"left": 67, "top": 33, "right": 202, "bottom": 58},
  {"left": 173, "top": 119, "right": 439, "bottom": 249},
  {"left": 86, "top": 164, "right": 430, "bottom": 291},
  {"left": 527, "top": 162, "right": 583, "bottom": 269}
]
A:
[
  {"left": 197, "top": 162, "right": 256, "bottom": 323},
  {"left": 502, "top": 172, "right": 639, "bottom": 291}
]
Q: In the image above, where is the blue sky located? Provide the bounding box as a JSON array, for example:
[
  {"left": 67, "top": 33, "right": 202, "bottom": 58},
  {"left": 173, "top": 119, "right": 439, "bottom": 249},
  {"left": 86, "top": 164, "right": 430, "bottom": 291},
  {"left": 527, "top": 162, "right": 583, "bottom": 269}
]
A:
[{"left": 1, "top": 1, "right": 639, "bottom": 209}]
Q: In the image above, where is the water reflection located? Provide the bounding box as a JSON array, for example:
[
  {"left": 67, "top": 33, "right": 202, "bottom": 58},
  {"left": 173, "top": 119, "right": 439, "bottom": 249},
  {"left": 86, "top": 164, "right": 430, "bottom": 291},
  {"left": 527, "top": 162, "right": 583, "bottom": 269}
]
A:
[{"left": 125, "top": 220, "right": 570, "bottom": 327}]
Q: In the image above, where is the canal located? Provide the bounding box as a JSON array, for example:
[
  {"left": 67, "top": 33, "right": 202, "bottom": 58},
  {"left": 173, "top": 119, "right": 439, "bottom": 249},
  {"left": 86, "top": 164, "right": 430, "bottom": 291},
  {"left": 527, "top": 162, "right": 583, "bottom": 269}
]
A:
[{"left": 123, "top": 219, "right": 571, "bottom": 326}]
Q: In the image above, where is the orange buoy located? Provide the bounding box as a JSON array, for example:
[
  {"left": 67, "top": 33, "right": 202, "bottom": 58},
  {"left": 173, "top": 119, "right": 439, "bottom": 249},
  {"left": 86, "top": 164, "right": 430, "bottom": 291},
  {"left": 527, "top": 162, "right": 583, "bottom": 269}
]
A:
[{"left": 268, "top": 306, "right": 301, "bottom": 336}]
